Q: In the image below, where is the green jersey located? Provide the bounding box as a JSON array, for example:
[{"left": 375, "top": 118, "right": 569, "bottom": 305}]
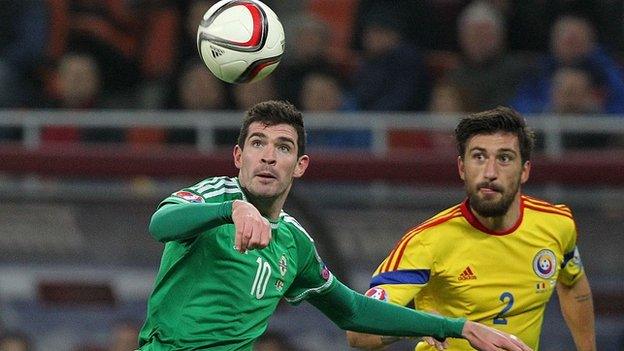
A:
[{"left": 138, "top": 176, "right": 335, "bottom": 350}]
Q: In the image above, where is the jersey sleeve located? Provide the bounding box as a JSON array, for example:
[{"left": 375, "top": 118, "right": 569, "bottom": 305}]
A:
[
  {"left": 369, "top": 231, "right": 434, "bottom": 307},
  {"left": 159, "top": 176, "right": 244, "bottom": 207},
  {"left": 558, "top": 211, "right": 585, "bottom": 286},
  {"left": 283, "top": 234, "right": 335, "bottom": 305}
]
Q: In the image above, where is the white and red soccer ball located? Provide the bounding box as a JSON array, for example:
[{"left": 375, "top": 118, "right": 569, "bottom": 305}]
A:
[{"left": 197, "top": 0, "right": 285, "bottom": 84}]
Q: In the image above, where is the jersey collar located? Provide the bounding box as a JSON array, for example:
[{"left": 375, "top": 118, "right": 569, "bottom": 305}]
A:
[{"left": 460, "top": 196, "right": 524, "bottom": 236}]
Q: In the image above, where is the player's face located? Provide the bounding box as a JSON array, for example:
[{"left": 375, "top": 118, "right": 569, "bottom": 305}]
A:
[
  {"left": 234, "top": 122, "right": 309, "bottom": 200},
  {"left": 458, "top": 132, "right": 530, "bottom": 217}
]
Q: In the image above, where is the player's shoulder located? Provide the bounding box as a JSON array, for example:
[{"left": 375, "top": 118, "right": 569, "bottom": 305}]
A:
[
  {"left": 187, "top": 176, "right": 243, "bottom": 200},
  {"left": 280, "top": 211, "right": 314, "bottom": 243},
  {"left": 400, "top": 203, "right": 464, "bottom": 241},
  {"left": 164, "top": 176, "right": 243, "bottom": 205},
  {"left": 522, "top": 195, "right": 574, "bottom": 221}
]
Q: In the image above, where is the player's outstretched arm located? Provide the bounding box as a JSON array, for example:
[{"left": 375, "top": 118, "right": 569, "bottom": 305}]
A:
[
  {"left": 308, "top": 279, "right": 464, "bottom": 340},
  {"left": 556, "top": 275, "right": 596, "bottom": 351},
  {"left": 309, "top": 279, "right": 532, "bottom": 351}
]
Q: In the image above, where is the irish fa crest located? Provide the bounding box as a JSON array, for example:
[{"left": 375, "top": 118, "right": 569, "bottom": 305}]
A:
[
  {"left": 533, "top": 249, "right": 557, "bottom": 279},
  {"left": 278, "top": 254, "right": 288, "bottom": 276}
]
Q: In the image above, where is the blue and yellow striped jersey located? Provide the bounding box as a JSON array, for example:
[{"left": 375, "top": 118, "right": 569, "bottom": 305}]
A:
[{"left": 370, "top": 195, "right": 584, "bottom": 350}]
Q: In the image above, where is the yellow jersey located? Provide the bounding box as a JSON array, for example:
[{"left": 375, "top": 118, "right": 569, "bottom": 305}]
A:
[{"left": 369, "top": 195, "right": 584, "bottom": 350}]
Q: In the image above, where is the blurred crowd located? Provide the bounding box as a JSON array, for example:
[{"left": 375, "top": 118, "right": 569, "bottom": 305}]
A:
[{"left": 2, "top": 0, "right": 624, "bottom": 148}]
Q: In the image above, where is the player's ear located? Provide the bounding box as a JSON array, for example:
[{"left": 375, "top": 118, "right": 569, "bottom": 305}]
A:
[
  {"left": 293, "top": 155, "right": 309, "bottom": 178},
  {"left": 233, "top": 145, "right": 243, "bottom": 169},
  {"left": 521, "top": 160, "right": 531, "bottom": 183},
  {"left": 457, "top": 156, "right": 465, "bottom": 180}
]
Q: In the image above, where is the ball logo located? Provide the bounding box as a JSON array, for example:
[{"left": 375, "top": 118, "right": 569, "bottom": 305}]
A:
[
  {"left": 533, "top": 249, "right": 557, "bottom": 279},
  {"left": 364, "top": 287, "right": 389, "bottom": 302}
]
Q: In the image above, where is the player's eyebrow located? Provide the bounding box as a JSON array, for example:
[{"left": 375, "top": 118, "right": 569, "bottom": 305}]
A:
[
  {"left": 248, "top": 132, "right": 296, "bottom": 146},
  {"left": 469, "top": 147, "right": 518, "bottom": 155},
  {"left": 275, "top": 136, "right": 295, "bottom": 146}
]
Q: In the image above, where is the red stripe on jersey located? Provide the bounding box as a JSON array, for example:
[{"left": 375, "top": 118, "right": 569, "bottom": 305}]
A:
[
  {"left": 524, "top": 203, "right": 574, "bottom": 219},
  {"left": 523, "top": 196, "right": 572, "bottom": 215},
  {"left": 384, "top": 211, "right": 462, "bottom": 272},
  {"left": 381, "top": 207, "right": 461, "bottom": 272}
]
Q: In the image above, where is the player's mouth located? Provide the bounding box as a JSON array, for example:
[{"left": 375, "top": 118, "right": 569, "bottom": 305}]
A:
[
  {"left": 255, "top": 171, "right": 277, "bottom": 181},
  {"left": 477, "top": 183, "right": 502, "bottom": 196}
]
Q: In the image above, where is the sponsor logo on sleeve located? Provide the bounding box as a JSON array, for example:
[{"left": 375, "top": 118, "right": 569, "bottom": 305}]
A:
[{"left": 173, "top": 191, "right": 205, "bottom": 203}]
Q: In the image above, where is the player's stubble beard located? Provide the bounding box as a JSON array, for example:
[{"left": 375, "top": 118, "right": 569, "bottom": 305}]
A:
[{"left": 466, "top": 176, "right": 521, "bottom": 218}]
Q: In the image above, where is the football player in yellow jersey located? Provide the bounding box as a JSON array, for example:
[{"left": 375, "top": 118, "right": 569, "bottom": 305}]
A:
[{"left": 347, "top": 107, "right": 596, "bottom": 351}]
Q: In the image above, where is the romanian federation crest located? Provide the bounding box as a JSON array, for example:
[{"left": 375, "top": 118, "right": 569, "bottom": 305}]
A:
[{"left": 533, "top": 249, "right": 557, "bottom": 279}]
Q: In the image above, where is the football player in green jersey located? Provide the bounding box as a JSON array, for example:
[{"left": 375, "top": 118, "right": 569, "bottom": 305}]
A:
[{"left": 138, "top": 100, "right": 532, "bottom": 351}]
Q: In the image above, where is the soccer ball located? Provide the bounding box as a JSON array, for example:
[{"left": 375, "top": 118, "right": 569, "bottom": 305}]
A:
[{"left": 197, "top": 0, "right": 285, "bottom": 84}]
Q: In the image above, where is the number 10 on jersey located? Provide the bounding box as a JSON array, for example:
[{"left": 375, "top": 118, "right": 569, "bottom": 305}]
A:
[{"left": 251, "top": 257, "right": 271, "bottom": 299}]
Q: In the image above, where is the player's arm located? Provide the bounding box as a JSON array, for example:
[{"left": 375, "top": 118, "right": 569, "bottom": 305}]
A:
[
  {"left": 308, "top": 280, "right": 532, "bottom": 351},
  {"left": 148, "top": 201, "right": 234, "bottom": 242},
  {"left": 149, "top": 200, "right": 270, "bottom": 251},
  {"left": 556, "top": 275, "right": 596, "bottom": 351}
]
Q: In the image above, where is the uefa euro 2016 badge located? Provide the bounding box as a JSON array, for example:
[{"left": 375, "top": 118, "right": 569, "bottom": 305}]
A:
[
  {"left": 365, "top": 287, "right": 389, "bottom": 302},
  {"left": 173, "top": 191, "right": 205, "bottom": 203},
  {"left": 533, "top": 249, "right": 557, "bottom": 279},
  {"left": 278, "top": 254, "right": 288, "bottom": 277}
]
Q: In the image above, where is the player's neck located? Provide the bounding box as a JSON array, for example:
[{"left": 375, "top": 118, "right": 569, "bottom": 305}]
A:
[{"left": 246, "top": 193, "right": 286, "bottom": 221}]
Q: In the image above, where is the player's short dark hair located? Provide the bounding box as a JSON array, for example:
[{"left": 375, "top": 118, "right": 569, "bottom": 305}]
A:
[
  {"left": 238, "top": 100, "right": 306, "bottom": 157},
  {"left": 455, "top": 106, "right": 535, "bottom": 163}
]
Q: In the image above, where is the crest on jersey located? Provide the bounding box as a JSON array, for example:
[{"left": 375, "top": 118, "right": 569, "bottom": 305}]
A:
[
  {"left": 173, "top": 191, "right": 205, "bottom": 203},
  {"left": 278, "top": 254, "right": 288, "bottom": 276},
  {"left": 533, "top": 249, "right": 557, "bottom": 279},
  {"left": 365, "top": 287, "right": 389, "bottom": 302}
]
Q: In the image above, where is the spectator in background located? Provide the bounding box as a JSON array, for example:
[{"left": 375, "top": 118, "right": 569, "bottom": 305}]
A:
[
  {"left": 548, "top": 67, "right": 617, "bottom": 149},
  {"left": 47, "top": 0, "right": 179, "bottom": 109},
  {"left": 41, "top": 52, "right": 102, "bottom": 143},
  {"left": 351, "top": 0, "right": 438, "bottom": 51},
  {"left": 172, "top": 61, "right": 228, "bottom": 111},
  {"left": 387, "top": 79, "right": 467, "bottom": 152},
  {"left": 444, "top": 1, "right": 532, "bottom": 112},
  {"left": 166, "top": 60, "right": 230, "bottom": 145},
  {"left": 274, "top": 15, "right": 345, "bottom": 108},
  {"left": 428, "top": 79, "right": 471, "bottom": 114},
  {"left": 350, "top": 7, "right": 429, "bottom": 111},
  {"left": 299, "top": 70, "right": 370, "bottom": 149},
  {"left": 0, "top": 330, "right": 31, "bottom": 351},
  {"left": 232, "top": 77, "right": 278, "bottom": 111},
  {"left": 299, "top": 71, "right": 348, "bottom": 112},
  {"left": 550, "top": 67, "right": 601, "bottom": 114},
  {"left": 511, "top": 15, "right": 624, "bottom": 114},
  {"left": 0, "top": 1, "right": 47, "bottom": 108}
]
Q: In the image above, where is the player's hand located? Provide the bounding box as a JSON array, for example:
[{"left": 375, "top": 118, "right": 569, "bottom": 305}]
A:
[
  {"left": 461, "top": 321, "right": 532, "bottom": 351},
  {"left": 422, "top": 336, "right": 448, "bottom": 350},
  {"left": 231, "top": 200, "right": 271, "bottom": 253}
]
